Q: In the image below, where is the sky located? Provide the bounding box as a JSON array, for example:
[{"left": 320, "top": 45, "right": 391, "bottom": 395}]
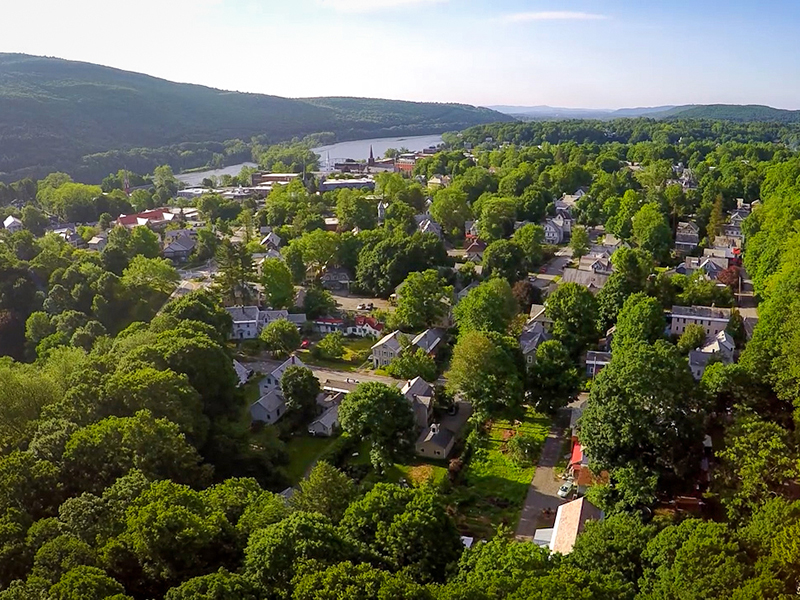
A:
[{"left": 3, "top": 0, "right": 800, "bottom": 109}]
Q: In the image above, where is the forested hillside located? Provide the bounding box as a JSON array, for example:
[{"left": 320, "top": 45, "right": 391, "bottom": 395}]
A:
[
  {"left": 662, "top": 104, "right": 800, "bottom": 123},
  {"left": 0, "top": 54, "right": 509, "bottom": 182}
]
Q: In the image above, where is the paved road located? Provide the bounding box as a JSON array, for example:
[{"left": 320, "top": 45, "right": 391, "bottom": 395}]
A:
[
  {"left": 241, "top": 358, "right": 401, "bottom": 388},
  {"left": 515, "top": 425, "right": 569, "bottom": 541}
]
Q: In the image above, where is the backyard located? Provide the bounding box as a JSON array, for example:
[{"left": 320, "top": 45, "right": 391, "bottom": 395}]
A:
[
  {"left": 296, "top": 336, "right": 374, "bottom": 372},
  {"left": 449, "top": 407, "right": 551, "bottom": 538},
  {"left": 338, "top": 405, "right": 552, "bottom": 539},
  {"left": 237, "top": 379, "right": 338, "bottom": 485},
  {"left": 283, "top": 434, "right": 339, "bottom": 484}
]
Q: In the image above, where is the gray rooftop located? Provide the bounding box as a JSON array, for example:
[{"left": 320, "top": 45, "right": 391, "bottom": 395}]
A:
[{"left": 670, "top": 305, "right": 732, "bottom": 320}]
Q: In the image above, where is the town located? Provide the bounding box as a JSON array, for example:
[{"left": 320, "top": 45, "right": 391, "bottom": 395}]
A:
[{"left": 0, "top": 116, "right": 797, "bottom": 599}]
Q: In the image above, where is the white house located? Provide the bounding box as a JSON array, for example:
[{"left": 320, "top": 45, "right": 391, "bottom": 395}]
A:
[
  {"left": 87, "top": 234, "right": 108, "bottom": 252},
  {"left": 226, "top": 307, "right": 307, "bottom": 340},
  {"left": 249, "top": 390, "right": 287, "bottom": 424},
  {"left": 227, "top": 306, "right": 260, "bottom": 340},
  {"left": 400, "top": 376, "right": 435, "bottom": 430},
  {"left": 233, "top": 359, "right": 252, "bottom": 387},
  {"left": 346, "top": 315, "right": 384, "bottom": 338},
  {"left": 688, "top": 331, "right": 736, "bottom": 380},
  {"left": 371, "top": 330, "right": 407, "bottom": 368},
  {"left": 260, "top": 354, "right": 306, "bottom": 392},
  {"left": 669, "top": 305, "right": 732, "bottom": 337},
  {"left": 308, "top": 405, "right": 339, "bottom": 437},
  {"left": 415, "top": 424, "right": 455, "bottom": 459},
  {"left": 3, "top": 216, "right": 23, "bottom": 232},
  {"left": 542, "top": 214, "right": 572, "bottom": 244}
]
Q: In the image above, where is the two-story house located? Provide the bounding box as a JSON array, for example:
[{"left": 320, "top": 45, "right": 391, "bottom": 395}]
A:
[
  {"left": 669, "top": 305, "right": 732, "bottom": 337},
  {"left": 371, "top": 330, "right": 407, "bottom": 368}
]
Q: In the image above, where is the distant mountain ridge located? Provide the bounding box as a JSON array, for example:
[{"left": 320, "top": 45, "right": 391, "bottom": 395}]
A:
[
  {"left": 0, "top": 53, "right": 512, "bottom": 181},
  {"left": 489, "top": 103, "right": 800, "bottom": 123}
]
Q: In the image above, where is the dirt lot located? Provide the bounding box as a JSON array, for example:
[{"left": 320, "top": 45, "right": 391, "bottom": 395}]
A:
[{"left": 330, "top": 292, "right": 394, "bottom": 312}]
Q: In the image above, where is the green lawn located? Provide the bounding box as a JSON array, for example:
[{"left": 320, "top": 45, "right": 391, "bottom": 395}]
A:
[
  {"left": 451, "top": 407, "right": 551, "bottom": 538},
  {"left": 283, "top": 435, "right": 339, "bottom": 484},
  {"left": 296, "top": 337, "right": 375, "bottom": 372}
]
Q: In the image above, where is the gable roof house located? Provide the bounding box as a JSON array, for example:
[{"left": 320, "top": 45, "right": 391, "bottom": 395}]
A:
[
  {"left": 87, "top": 232, "right": 108, "bottom": 252},
  {"left": 464, "top": 220, "right": 480, "bottom": 239},
  {"left": 456, "top": 281, "right": 480, "bottom": 303},
  {"left": 688, "top": 330, "right": 736, "bottom": 380},
  {"left": 162, "top": 231, "right": 196, "bottom": 263},
  {"left": 578, "top": 255, "right": 614, "bottom": 275},
  {"left": 678, "top": 256, "right": 729, "bottom": 280},
  {"left": 260, "top": 231, "right": 283, "bottom": 250},
  {"left": 729, "top": 209, "right": 750, "bottom": 226},
  {"left": 249, "top": 389, "right": 287, "bottom": 425},
  {"left": 55, "top": 227, "right": 86, "bottom": 248},
  {"left": 3, "top": 215, "right": 23, "bottom": 232},
  {"left": 528, "top": 304, "right": 554, "bottom": 331},
  {"left": 533, "top": 497, "right": 604, "bottom": 555},
  {"left": 371, "top": 330, "right": 408, "bottom": 368},
  {"left": 308, "top": 405, "right": 340, "bottom": 437},
  {"left": 416, "top": 424, "right": 455, "bottom": 459},
  {"left": 519, "top": 321, "right": 551, "bottom": 365},
  {"left": 675, "top": 221, "right": 700, "bottom": 253},
  {"left": 561, "top": 268, "right": 609, "bottom": 293},
  {"left": 347, "top": 315, "right": 385, "bottom": 338},
  {"left": 542, "top": 215, "right": 572, "bottom": 245},
  {"left": 400, "top": 376, "right": 435, "bottom": 430},
  {"left": 260, "top": 355, "right": 306, "bottom": 392},
  {"left": 233, "top": 359, "right": 253, "bottom": 387},
  {"left": 464, "top": 239, "right": 487, "bottom": 262},
  {"left": 415, "top": 214, "right": 443, "bottom": 239},
  {"left": 412, "top": 328, "right": 446, "bottom": 357},
  {"left": 320, "top": 267, "right": 353, "bottom": 291},
  {"left": 227, "top": 306, "right": 260, "bottom": 340}
]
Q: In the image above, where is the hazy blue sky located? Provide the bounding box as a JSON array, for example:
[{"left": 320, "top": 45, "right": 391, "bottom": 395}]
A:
[{"left": 5, "top": 0, "right": 800, "bottom": 108}]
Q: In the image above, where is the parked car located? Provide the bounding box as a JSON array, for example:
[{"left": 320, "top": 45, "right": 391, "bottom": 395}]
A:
[
  {"left": 300, "top": 339, "right": 310, "bottom": 349},
  {"left": 557, "top": 481, "right": 575, "bottom": 498},
  {"left": 357, "top": 303, "right": 367, "bottom": 310}
]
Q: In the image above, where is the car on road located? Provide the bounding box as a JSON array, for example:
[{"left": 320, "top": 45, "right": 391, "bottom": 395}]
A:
[
  {"left": 356, "top": 302, "right": 375, "bottom": 310},
  {"left": 557, "top": 481, "right": 575, "bottom": 498}
]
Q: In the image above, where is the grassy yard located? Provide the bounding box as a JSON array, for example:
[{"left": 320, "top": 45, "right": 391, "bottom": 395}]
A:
[
  {"left": 283, "top": 435, "right": 339, "bottom": 484},
  {"left": 296, "top": 337, "right": 374, "bottom": 372},
  {"left": 451, "top": 407, "right": 550, "bottom": 538}
]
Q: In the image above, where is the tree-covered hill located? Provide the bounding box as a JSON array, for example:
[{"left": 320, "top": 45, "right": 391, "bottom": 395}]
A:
[
  {"left": 0, "top": 54, "right": 511, "bottom": 181},
  {"left": 659, "top": 104, "right": 800, "bottom": 122}
]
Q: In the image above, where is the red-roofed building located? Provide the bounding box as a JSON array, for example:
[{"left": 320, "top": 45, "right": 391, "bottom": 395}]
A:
[
  {"left": 313, "top": 317, "right": 345, "bottom": 334},
  {"left": 116, "top": 209, "right": 176, "bottom": 230},
  {"left": 348, "top": 315, "right": 385, "bottom": 338}
]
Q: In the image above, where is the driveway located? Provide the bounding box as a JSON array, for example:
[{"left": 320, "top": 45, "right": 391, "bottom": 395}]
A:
[
  {"left": 542, "top": 246, "right": 573, "bottom": 276},
  {"left": 515, "top": 425, "right": 569, "bottom": 540}
]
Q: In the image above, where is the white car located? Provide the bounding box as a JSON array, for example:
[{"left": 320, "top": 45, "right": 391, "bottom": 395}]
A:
[{"left": 557, "top": 481, "right": 575, "bottom": 498}]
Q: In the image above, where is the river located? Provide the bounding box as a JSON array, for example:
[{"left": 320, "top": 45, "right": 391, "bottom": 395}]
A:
[
  {"left": 175, "top": 133, "right": 443, "bottom": 186},
  {"left": 312, "top": 133, "right": 443, "bottom": 167}
]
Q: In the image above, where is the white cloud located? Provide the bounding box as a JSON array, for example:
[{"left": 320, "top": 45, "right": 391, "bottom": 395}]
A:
[
  {"left": 500, "top": 11, "right": 608, "bottom": 23},
  {"left": 318, "top": 0, "right": 446, "bottom": 13}
]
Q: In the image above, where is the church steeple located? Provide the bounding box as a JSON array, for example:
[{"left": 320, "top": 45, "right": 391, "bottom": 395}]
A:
[{"left": 368, "top": 145, "right": 375, "bottom": 166}]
